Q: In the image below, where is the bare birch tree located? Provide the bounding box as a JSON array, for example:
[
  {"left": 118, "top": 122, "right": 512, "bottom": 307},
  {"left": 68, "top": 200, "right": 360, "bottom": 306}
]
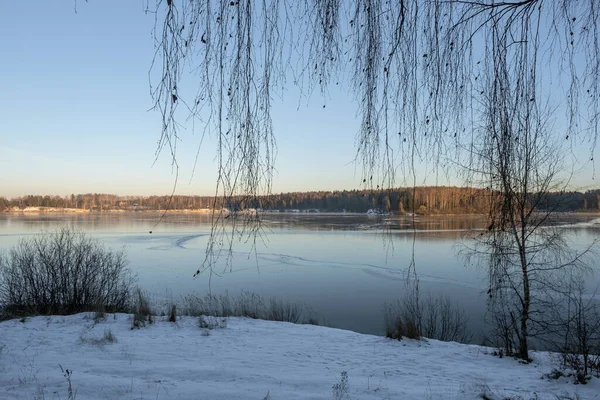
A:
[{"left": 464, "top": 58, "right": 594, "bottom": 359}]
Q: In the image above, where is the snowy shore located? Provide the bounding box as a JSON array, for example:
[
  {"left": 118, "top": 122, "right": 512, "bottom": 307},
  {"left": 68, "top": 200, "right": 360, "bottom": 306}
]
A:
[{"left": 0, "top": 314, "right": 597, "bottom": 399}]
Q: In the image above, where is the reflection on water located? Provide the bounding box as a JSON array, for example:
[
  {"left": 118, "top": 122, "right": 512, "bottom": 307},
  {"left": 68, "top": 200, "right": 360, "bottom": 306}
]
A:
[
  {"left": 260, "top": 212, "right": 489, "bottom": 232},
  {"left": 1, "top": 212, "right": 599, "bottom": 340}
]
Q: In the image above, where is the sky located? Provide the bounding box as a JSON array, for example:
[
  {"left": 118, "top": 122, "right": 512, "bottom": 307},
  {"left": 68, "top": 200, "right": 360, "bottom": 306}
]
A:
[
  {"left": 0, "top": 1, "right": 368, "bottom": 198},
  {"left": 0, "top": 1, "right": 597, "bottom": 198}
]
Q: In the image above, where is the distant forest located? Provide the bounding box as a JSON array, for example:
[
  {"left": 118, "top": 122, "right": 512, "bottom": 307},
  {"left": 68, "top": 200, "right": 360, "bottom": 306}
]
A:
[{"left": 2, "top": 187, "right": 600, "bottom": 214}]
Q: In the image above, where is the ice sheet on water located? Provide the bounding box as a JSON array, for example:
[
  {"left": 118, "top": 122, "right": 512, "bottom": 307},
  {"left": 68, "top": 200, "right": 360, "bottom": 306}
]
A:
[{"left": 118, "top": 233, "right": 207, "bottom": 250}]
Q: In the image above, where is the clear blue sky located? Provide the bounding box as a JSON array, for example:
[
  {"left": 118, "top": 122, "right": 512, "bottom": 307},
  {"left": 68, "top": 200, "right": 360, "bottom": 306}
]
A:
[
  {"left": 0, "top": 1, "right": 596, "bottom": 198},
  {"left": 0, "top": 0, "right": 367, "bottom": 198}
]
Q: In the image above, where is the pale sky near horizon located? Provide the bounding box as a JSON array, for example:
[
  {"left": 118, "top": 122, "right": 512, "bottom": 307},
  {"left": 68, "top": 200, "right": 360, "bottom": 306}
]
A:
[{"left": 0, "top": 1, "right": 597, "bottom": 198}]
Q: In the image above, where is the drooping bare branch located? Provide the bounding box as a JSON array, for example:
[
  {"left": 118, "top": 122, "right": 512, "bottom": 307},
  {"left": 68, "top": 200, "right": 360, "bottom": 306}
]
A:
[{"left": 149, "top": 0, "right": 600, "bottom": 272}]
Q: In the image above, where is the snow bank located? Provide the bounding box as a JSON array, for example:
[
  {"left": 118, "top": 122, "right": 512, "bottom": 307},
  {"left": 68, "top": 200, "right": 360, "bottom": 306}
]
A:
[{"left": 0, "top": 314, "right": 596, "bottom": 399}]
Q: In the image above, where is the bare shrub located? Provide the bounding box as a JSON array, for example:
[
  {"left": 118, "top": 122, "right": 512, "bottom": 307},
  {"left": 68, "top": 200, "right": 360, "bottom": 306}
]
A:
[
  {"left": 168, "top": 304, "right": 177, "bottom": 323},
  {"left": 404, "top": 319, "right": 421, "bottom": 340},
  {"left": 131, "top": 288, "right": 153, "bottom": 329},
  {"left": 181, "top": 291, "right": 310, "bottom": 324},
  {"left": 474, "top": 381, "right": 493, "bottom": 400},
  {"left": 383, "top": 304, "right": 405, "bottom": 340},
  {"left": 236, "top": 291, "right": 265, "bottom": 319},
  {"left": 0, "top": 227, "right": 135, "bottom": 317},
  {"left": 383, "top": 300, "right": 419, "bottom": 340},
  {"left": 483, "top": 294, "right": 518, "bottom": 357},
  {"left": 220, "top": 294, "right": 233, "bottom": 317},
  {"left": 181, "top": 294, "right": 209, "bottom": 317},
  {"left": 266, "top": 298, "right": 302, "bottom": 323},
  {"left": 103, "top": 328, "right": 116, "bottom": 343},
  {"left": 59, "top": 365, "right": 76, "bottom": 400},
  {"left": 332, "top": 371, "right": 350, "bottom": 400},
  {"left": 384, "top": 293, "right": 471, "bottom": 342},
  {"left": 93, "top": 304, "right": 106, "bottom": 324},
  {"left": 182, "top": 292, "right": 234, "bottom": 317},
  {"left": 80, "top": 329, "right": 117, "bottom": 347},
  {"left": 553, "top": 280, "right": 600, "bottom": 383},
  {"left": 421, "top": 295, "right": 472, "bottom": 343}
]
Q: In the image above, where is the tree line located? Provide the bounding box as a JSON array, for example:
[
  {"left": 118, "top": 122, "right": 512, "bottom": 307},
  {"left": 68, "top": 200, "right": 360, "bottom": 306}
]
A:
[{"left": 2, "top": 187, "right": 600, "bottom": 214}]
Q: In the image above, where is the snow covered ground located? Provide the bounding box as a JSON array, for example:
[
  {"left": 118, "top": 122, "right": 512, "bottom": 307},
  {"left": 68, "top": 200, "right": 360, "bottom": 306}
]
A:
[{"left": 0, "top": 314, "right": 597, "bottom": 399}]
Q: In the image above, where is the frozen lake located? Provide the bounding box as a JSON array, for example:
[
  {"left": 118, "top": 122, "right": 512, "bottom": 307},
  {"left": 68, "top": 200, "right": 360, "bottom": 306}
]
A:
[{"left": 1, "top": 212, "right": 598, "bottom": 340}]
